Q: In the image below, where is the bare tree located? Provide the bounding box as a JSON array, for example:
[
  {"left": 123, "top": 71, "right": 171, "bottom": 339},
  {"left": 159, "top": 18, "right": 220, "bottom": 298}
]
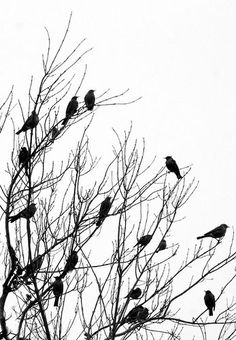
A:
[{"left": 0, "top": 15, "right": 236, "bottom": 340}]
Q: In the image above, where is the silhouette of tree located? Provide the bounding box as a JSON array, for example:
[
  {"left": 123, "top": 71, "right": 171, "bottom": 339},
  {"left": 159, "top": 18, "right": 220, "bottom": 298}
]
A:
[{"left": 0, "top": 14, "right": 236, "bottom": 340}]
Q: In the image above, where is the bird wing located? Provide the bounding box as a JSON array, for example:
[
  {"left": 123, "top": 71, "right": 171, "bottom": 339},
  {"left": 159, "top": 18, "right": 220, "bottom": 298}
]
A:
[
  {"left": 66, "top": 101, "right": 74, "bottom": 116},
  {"left": 171, "top": 160, "right": 180, "bottom": 172},
  {"left": 204, "top": 225, "right": 223, "bottom": 236},
  {"left": 66, "top": 100, "right": 78, "bottom": 116},
  {"left": 99, "top": 200, "right": 111, "bottom": 217}
]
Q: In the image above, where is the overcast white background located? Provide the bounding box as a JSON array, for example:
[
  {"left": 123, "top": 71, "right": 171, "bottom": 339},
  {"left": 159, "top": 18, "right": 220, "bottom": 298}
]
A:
[{"left": 1, "top": 1, "right": 236, "bottom": 338}]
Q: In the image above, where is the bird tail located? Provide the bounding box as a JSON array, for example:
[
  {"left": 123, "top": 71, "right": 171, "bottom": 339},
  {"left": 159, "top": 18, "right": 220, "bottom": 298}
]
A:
[
  {"left": 24, "top": 165, "right": 29, "bottom": 176},
  {"left": 197, "top": 235, "right": 209, "bottom": 239},
  {"left": 177, "top": 173, "right": 182, "bottom": 180},
  {"left": 61, "top": 266, "right": 72, "bottom": 278},
  {"left": 209, "top": 308, "right": 213, "bottom": 316},
  {"left": 9, "top": 215, "right": 19, "bottom": 223},
  {"left": 54, "top": 296, "right": 59, "bottom": 307},
  {"left": 16, "top": 129, "right": 22, "bottom": 135},
  {"left": 62, "top": 118, "right": 69, "bottom": 126}
]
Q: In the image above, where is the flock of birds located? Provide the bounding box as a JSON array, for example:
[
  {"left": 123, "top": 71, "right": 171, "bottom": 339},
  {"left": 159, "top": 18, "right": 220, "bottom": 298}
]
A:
[
  {"left": 11, "top": 90, "right": 228, "bottom": 318},
  {"left": 16, "top": 89, "right": 95, "bottom": 135}
]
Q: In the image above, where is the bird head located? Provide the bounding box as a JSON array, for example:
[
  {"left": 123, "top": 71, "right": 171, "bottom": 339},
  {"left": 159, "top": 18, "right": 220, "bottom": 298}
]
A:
[
  {"left": 72, "top": 96, "right": 78, "bottom": 100},
  {"left": 205, "top": 290, "right": 211, "bottom": 294},
  {"left": 164, "top": 156, "right": 172, "bottom": 160}
]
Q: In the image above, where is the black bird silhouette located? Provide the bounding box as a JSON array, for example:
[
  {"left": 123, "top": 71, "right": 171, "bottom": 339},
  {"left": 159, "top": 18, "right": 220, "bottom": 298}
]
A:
[
  {"left": 165, "top": 156, "right": 182, "bottom": 180},
  {"left": 156, "top": 239, "right": 167, "bottom": 251},
  {"left": 84, "top": 90, "right": 95, "bottom": 110},
  {"left": 16, "top": 111, "right": 39, "bottom": 134},
  {"left": 9, "top": 203, "right": 37, "bottom": 223},
  {"left": 197, "top": 224, "right": 229, "bottom": 240},
  {"left": 19, "top": 147, "right": 30, "bottom": 173},
  {"left": 23, "top": 255, "right": 43, "bottom": 280},
  {"left": 125, "top": 305, "right": 149, "bottom": 324},
  {"left": 62, "top": 96, "right": 78, "bottom": 126},
  {"left": 96, "top": 197, "right": 112, "bottom": 227},
  {"left": 136, "top": 235, "right": 152, "bottom": 247},
  {"left": 204, "top": 290, "right": 215, "bottom": 316},
  {"left": 125, "top": 287, "right": 142, "bottom": 299},
  {"left": 52, "top": 276, "right": 64, "bottom": 307},
  {"left": 62, "top": 251, "right": 78, "bottom": 277}
]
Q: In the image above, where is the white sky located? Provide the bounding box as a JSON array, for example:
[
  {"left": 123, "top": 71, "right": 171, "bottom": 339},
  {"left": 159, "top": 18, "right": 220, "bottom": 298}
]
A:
[{"left": 1, "top": 1, "right": 236, "bottom": 338}]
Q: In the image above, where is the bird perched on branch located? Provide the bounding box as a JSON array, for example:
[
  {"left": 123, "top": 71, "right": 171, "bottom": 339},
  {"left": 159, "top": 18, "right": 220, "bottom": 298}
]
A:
[
  {"left": 52, "top": 276, "right": 64, "bottom": 307},
  {"left": 23, "top": 255, "right": 44, "bottom": 280},
  {"left": 62, "top": 250, "right": 78, "bottom": 277},
  {"left": 156, "top": 239, "right": 167, "bottom": 251},
  {"left": 197, "top": 224, "right": 229, "bottom": 240},
  {"left": 204, "top": 290, "right": 215, "bottom": 316},
  {"left": 62, "top": 96, "right": 78, "bottom": 126},
  {"left": 96, "top": 197, "right": 112, "bottom": 227},
  {"left": 84, "top": 90, "right": 95, "bottom": 110},
  {"left": 125, "top": 305, "right": 149, "bottom": 324},
  {"left": 16, "top": 110, "right": 39, "bottom": 134},
  {"left": 19, "top": 147, "right": 30, "bottom": 173},
  {"left": 9, "top": 203, "right": 37, "bottom": 223},
  {"left": 136, "top": 235, "right": 152, "bottom": 247},
  {"left": 165, "top": 156, "right": 182, "bottom": 180},
  {"left": 125, "top": 287, "right": 142, "bottom": 299}
]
